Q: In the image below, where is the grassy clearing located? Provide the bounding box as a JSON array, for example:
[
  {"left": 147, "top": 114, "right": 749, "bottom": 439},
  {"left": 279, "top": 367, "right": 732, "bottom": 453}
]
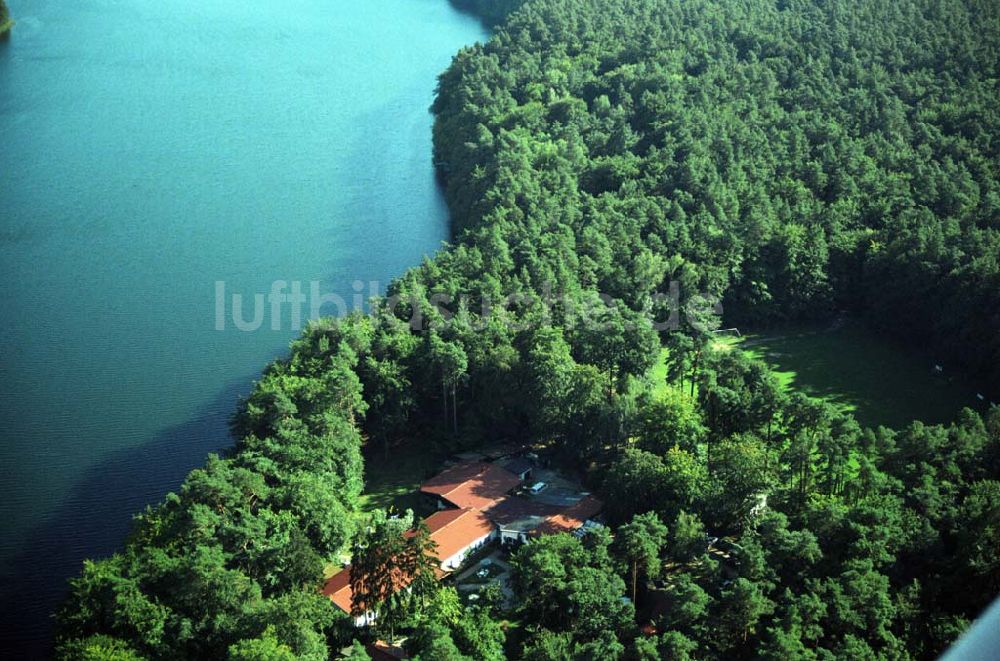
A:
[
  {"left": 739, "top": 321, "right": 984, "bottom": 428},
  {"left": 650, "top": 321, "right": 984, "bottom": 429},
  {"left": 324, "top": 444, "right": 446, "bottom": 578},
  {"left": 358, "top": 441, "right": 447, "bottom": 516},
  {"left": 648, "top": 350, "right": 670, "bottom": 394}
]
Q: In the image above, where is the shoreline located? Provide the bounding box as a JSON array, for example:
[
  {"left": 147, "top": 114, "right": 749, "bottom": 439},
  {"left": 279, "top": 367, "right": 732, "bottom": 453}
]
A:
[{"left": 0, "top": 1, "right": 486, "bottom": 656}]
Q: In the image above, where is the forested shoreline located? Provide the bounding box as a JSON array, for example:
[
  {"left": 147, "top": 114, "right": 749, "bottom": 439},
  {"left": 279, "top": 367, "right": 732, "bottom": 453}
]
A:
[
  {"left": 0, "top": 0, "right": 13, "bottom": 36},
  {"left": 55, "top": 1, "right": 999, "bottom": 659}
]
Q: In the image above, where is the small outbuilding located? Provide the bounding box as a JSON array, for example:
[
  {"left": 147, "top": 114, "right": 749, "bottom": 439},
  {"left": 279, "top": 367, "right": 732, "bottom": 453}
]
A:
[{"left": 501, "top": 456, "right": 535, "bottom": 482}]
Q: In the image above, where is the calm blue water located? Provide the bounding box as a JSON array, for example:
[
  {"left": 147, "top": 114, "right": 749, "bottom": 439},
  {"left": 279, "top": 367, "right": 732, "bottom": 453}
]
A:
[{"left": 0, "top": 0, "right": 485, "bottom": 653}]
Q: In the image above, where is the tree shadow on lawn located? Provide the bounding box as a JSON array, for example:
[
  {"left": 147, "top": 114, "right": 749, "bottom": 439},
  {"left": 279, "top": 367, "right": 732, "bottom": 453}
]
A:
[
  {"left": 359, "top": 441, "right": 446, "bottom": 516},
  {"left": 746, "top": 323, "right": 981, "bottom": 429}
]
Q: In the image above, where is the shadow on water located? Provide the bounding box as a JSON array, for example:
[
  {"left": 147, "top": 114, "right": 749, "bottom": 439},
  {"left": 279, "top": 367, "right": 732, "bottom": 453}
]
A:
[{"left": 0, "top": 377, "right": 256, "bottom": 658}]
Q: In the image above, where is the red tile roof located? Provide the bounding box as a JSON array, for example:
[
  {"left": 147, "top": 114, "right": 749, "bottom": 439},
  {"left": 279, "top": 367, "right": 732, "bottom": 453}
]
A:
[
  {"left": 368, "top": 641, "right": 408, "bottom": 660},
  {"left": 420, "top": 506, "right": 469, "bottom": 531},
  {"left": 323, "top": 510, "right": 494, "bottom": 614},
  {"left": 422, "top": 507, "right": 495, "bottom": 563},
  {"left": 324, "top": 564, "right": 429, "bottom": 616},
  {"left": 322, "top": 566, "right": 354, "bottom": 614},
  {"left": 420, "top": 462, "right": 521, "bottom": 510},
  {"left": 532, "top": 495, "right": 603, "bottom": 536},
  {"left": 326, "top": 465, "right": 599, "bottom": 618}
]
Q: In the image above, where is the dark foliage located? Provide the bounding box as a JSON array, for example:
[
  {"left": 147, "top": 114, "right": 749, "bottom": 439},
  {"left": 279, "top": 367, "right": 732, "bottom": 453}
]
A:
[{"left": 55, "top": 1, "right": 999, "bottom": 658}]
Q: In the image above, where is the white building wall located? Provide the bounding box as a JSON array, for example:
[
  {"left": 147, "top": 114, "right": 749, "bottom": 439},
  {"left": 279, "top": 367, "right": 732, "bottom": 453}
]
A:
[
  {"left": 440, "top": 529, "right": 498, "bottom": 570},
  {"left": 500, "top": 528, "right": 528, "bottom": 544}
]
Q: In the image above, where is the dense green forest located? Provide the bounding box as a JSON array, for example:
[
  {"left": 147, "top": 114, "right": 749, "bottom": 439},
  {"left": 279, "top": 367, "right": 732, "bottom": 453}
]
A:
[
  {"left": 56, "top": 0, "right": 999, "bottom": 659},
  {"left": 436, "top": 0, "right": 1000, "bottom": 390}
]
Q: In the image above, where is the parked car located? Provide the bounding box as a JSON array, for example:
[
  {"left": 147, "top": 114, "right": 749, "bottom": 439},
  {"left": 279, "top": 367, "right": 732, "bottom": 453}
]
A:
[{"left": 530, "top": 481, "right": 548, "bottom": 494}]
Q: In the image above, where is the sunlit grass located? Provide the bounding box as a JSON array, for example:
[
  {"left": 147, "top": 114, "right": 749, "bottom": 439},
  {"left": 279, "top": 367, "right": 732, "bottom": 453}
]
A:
[
  {"left": 694, "top": 321, "right": 980, "bottom": 428},
  {"left": 651, "top": 321, "right": 983, "bottom": 428}
]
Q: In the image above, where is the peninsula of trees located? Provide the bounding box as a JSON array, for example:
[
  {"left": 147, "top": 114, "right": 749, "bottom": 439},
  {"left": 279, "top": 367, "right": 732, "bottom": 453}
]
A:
[{"left": 56, "top": 1, "right": 999, "bottom": 659}]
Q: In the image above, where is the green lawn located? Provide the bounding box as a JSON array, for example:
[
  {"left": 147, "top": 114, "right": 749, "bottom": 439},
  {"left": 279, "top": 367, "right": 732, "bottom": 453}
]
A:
[
  {"left": 358, "top": 441, "right": 447, "bottom": 516},
  {"left": 651, "top": 321, "right": 984, "bottom": 429},
  {"left": 730, "top": 321, "right": 982, "bottom": 428},
  {"left": 324, "top": 444, "right": 446, "bottom": 577}
]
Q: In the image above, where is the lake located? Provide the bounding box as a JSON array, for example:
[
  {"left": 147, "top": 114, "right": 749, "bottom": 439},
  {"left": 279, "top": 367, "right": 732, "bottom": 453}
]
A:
[{"left": 0, "top": 0, "right": 485, "bottom": 653}]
